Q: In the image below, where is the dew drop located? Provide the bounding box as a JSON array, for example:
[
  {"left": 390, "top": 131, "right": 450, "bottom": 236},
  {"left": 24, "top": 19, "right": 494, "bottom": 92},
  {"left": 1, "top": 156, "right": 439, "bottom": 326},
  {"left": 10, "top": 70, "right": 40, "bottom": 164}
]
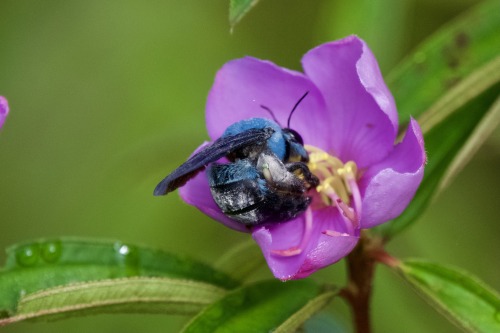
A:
[
  {"left": 118, "top": 244, "right": 129, "bottom": 256},
  {"left": 41, "top": 240, "right": 62, "bottom": 263},
  {"left": 114, "top": 242, "right": 139, "bottom": 277},
  {"left": 15, "top": 244, "right": 40, "bottom": 267}
]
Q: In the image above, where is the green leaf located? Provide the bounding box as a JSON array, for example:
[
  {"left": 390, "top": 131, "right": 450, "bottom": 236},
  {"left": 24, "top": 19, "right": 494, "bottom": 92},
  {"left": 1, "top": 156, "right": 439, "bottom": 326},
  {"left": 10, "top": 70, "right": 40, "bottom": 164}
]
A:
[
  {"left": 0, "top": 277, "right": 226, "bottom": 325},
  {"left": 213, "top": 238, "right": 266, "bottom": 281},
  {"left": 377, "top": 0, "right": 500, "bottom": 238},
  {"left": 229, "top": 0, "right": 260, "bottom": 30},
  {"left": 303, "top": 312, "right": 346, "bottom": 333},
  {"left": 181, "top": 279, "right": 336, "bottom": 333},
  {"left": 387, "top": 0, "right": 500, "bottom": 122},
  {"left": 274, "top": 291, "right": 338, "bottom": 333},
  {"left": 397, "top": 259, "right": 500, "bottom": 333},
  {"left": 379, "top": 80, "right": 500, "bottom": 238},
  {"left": 0, "top": 238, "right": 238, "bottom": 323}
]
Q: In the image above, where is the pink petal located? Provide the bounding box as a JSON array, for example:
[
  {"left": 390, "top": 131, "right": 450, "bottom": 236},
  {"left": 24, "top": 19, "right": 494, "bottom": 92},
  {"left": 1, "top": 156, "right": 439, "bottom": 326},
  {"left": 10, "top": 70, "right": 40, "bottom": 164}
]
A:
[
  {"left": 205, "top": 57, "right": 331, "bottom": 149},
  {"left": 0, "top": 96, "right": 9, "bottom": 129},
  {"left": 178, "top": 142, "right": 250, "bottom": 232},
  {"left": 301, "top": 36, "right": 398, "bottom": 168},
  {"left": 252, "top": 207, "right": 359, "bottom": 280},
  {"left": 252, "top": 218, "right": 308, "bottom": 280},
  {"left": 294, "top": 232, "right": 358, "bottom": 279},
  {"left": 359, "top": 118, "right": 426, "bottom": 228}
]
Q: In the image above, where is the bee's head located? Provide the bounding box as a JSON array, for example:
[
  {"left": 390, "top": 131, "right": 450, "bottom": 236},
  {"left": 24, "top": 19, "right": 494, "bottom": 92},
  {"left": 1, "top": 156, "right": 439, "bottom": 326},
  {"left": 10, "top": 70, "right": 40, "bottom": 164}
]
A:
[
  {"left": 259, "top": 91, "right": 310, "bottom": 162},
  {"left": 283, "top": 128, "right": 308, "bottom": 162}
]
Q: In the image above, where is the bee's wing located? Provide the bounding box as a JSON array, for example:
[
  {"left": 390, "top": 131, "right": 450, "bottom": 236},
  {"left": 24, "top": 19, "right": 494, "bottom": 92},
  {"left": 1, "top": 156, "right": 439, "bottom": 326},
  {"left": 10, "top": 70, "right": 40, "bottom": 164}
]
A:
[{"left": 153, "top": 127, "right": 274, "bottom": 196}]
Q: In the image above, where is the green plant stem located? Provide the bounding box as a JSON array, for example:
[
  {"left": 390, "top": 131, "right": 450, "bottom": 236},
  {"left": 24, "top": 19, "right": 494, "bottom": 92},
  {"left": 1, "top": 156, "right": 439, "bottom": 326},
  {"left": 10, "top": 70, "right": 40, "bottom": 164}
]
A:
[{"left": 341, "top": 233, "right": 384, "bottom": 333}]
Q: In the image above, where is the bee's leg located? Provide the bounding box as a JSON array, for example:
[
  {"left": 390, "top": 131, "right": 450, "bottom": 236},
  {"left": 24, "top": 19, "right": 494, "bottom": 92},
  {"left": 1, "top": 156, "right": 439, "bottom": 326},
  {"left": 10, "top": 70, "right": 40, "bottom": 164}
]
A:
[{"left": 286, "top": 162, "right": 319, "bottom": 187}]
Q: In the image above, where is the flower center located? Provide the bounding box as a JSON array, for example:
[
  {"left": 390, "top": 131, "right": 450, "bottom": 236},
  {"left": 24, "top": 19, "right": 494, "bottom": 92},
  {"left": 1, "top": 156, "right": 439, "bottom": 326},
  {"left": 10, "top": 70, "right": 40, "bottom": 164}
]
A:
[
  {"left": 305, "top": 145, "right": 361, "bottom": 229},
  {"left": 270, "top": 145, "right": 362, "bottom": 258}
]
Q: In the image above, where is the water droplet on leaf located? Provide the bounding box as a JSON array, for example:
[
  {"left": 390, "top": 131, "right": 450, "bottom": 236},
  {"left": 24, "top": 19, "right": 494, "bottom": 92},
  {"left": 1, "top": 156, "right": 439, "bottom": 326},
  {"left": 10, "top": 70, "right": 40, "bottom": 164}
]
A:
[
  {"left": 41, "top": 240, "right": 62, "bottom": 263},
  {"left": 114, "top": 242, "right": 139, "bottom": 276},
  {"left": 16, "top": 244, "right": 40, "bottom": 267}
]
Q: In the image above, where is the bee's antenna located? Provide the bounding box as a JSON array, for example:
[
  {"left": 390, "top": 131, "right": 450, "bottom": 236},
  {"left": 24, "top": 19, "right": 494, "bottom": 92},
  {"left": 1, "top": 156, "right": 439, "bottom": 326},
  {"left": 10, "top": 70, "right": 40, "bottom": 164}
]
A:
[
  {"left": 260, "top": 104, "right": 281, "bottom": 126},
  {"left": 287, "top": 91, "right": 309, "bottom": 128}
]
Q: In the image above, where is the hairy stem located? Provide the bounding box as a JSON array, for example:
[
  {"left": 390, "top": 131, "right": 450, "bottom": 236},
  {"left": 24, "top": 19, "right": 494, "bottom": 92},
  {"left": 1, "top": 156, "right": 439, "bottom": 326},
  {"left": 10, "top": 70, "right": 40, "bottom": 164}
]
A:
[{"left": 341, "top": 233, "right": 383, "bottom": 333}]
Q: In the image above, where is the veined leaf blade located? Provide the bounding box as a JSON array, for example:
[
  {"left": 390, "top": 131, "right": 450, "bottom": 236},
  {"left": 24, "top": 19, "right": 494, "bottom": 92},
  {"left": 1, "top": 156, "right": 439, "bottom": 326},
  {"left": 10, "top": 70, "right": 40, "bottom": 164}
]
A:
[
  {"left": 229, "top": 0, "right": 260, "bottom": 30},
  {"left": 0, "top": 238, "right": 238, "bottom": 324},
  {"left": 397, "top": 259, "right": 500, "bottom": 333},
  {"left": 1, "top": 277, "right": 226, "bottom": 325},
  {"left": 182, "top": 279, "right": 336, "bottom": 333}
]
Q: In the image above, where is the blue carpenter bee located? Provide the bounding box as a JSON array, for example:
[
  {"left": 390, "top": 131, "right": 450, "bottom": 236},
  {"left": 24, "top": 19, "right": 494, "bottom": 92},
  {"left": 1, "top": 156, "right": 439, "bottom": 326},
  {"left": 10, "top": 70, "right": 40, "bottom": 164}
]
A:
[{"left": 154, "top": 92, "right": 319, "bottom": 226}]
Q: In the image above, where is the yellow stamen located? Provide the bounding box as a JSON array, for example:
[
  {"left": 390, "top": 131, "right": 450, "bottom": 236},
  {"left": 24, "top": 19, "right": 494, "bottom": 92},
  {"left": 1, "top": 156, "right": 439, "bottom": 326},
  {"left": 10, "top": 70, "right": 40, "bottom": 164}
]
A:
[
  {"left": 272, "top": 146, "right": 361, "bottom": 258},
  {"left": 305, "top": 145, "right": 359, "bottom": 207}
]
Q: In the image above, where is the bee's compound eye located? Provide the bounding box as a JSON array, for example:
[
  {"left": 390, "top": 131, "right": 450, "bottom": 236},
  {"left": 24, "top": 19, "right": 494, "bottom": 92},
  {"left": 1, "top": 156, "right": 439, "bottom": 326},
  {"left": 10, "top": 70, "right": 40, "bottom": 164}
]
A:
[{"left": 287, "top": 129, "right": 304, "bottom": 146}]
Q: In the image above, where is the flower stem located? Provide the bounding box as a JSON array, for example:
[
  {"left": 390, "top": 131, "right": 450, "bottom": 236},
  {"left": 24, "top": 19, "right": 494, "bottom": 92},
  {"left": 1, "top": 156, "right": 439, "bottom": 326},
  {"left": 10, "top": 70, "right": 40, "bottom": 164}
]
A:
[{"left": 341, "top": 233, "right": 383, "bottom": 333}]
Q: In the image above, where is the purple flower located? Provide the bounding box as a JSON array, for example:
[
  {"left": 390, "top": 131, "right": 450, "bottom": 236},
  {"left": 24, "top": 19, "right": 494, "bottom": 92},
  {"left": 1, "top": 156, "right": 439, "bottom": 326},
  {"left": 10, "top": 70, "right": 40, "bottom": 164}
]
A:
[
  {"left": 179, "top": 36, "right": 426, "bottom": 280},
  {"left": 0, "top": 96, "right": 9, "bottom": 129}
]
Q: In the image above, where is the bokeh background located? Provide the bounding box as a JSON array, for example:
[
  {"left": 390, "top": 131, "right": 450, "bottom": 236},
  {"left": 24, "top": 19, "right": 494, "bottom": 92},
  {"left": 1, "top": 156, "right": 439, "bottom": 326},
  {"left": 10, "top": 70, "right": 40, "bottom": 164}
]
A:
[{"left": 0, "top": 0, "right": 499, "bottom": 332}]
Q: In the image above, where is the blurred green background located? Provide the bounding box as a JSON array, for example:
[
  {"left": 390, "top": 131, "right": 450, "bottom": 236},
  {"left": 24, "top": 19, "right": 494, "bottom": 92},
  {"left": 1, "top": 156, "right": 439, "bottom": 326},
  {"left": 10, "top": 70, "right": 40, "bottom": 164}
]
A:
[{"left": 0, "top": 0, "right": 499, "bottom": 332}]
